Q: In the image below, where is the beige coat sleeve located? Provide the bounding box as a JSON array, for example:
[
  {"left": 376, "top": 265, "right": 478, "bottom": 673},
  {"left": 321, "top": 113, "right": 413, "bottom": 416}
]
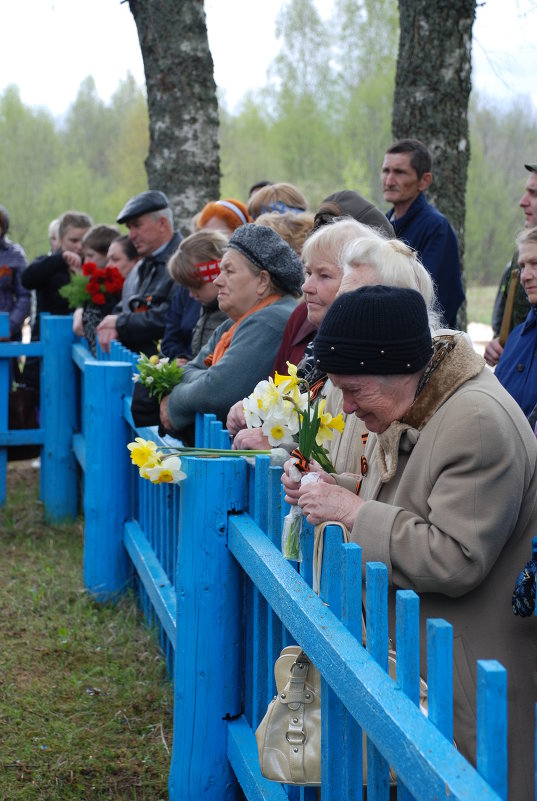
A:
[{"left": 350, "top": 387, "right": 537, "bottom": 597}]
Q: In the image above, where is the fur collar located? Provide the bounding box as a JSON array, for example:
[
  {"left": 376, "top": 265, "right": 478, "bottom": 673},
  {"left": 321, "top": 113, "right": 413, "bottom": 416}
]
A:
[{"left": 376, "top": 334, "right": 484, "bottom": 482}]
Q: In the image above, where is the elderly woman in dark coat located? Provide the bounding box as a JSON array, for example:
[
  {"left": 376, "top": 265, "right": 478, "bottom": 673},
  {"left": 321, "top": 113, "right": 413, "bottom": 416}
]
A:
[{"left": 283, "top": 285, "right": 537, "bottom": 801}]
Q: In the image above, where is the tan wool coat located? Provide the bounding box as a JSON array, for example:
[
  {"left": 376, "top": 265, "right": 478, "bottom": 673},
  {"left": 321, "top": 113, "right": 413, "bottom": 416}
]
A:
[{"left": 335, "top": 334, "right": 537, "bottom": 801}]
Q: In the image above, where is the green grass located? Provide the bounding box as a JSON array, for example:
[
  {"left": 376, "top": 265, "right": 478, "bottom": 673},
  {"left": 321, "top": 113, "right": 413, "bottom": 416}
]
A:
[
  {"left": 0, "top": 463, "right": 173, "bottom": 800},
  {"left": 466, "top": 284, "right": 497, "bottom": 326}
]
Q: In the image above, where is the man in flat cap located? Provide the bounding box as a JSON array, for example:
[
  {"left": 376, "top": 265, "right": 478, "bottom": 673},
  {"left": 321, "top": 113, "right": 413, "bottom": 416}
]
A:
[
  {"left": 484, "top": 163, "right": 537, "bottom": 367},
  {"left": 97, "top": 190, "right": 182, "bottom": 355}
]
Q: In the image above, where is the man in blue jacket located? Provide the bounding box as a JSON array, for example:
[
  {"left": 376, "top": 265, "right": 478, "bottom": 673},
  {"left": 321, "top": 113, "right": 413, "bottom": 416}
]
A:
[{"left": 382, "top": 138, "right": 464, "bottom": 328}]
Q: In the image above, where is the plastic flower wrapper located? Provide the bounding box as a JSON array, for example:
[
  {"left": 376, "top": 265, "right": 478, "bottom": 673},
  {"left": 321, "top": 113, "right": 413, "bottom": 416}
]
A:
[
  {"left": 282, "top": 472, "right": 321, "bottom": 560},
  {"left": 242, "top": 362, "right": 346, "bottom": 561},
  {"left": 132, "top": 352, "right": 184, "bottom": 403}
]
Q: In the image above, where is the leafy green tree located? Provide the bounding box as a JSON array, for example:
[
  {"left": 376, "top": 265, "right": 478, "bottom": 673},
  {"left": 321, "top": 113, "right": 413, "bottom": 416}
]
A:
[
  {"left": 465, "top": 94, "right": 537, "bottom": 286},
  {"left": 0, "top": 86, "right": 62, "bottom": 258}
]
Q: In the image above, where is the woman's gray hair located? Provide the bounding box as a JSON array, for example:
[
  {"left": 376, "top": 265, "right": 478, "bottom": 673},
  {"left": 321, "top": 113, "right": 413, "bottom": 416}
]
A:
[
  {"left": 301, "top": 217, "right": 387, "bottom": 271},
  {"left": 340, "top": 236, "right": 443, "bottom": 331}
]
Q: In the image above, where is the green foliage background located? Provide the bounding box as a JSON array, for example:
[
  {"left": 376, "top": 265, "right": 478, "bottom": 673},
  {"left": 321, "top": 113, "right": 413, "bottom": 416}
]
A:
[{"left": 2, "top": 0, "right": 535, "bottom": 289}]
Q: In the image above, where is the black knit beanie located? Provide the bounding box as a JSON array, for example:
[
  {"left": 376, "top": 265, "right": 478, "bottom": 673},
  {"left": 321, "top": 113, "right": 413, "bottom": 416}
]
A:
[{"left": 314, "top": 285, "right": 433, "bottom": 375}]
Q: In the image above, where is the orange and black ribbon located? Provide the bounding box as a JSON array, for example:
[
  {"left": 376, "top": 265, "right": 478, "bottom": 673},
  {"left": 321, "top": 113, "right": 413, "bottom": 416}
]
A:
[{"left": 290, "top": 447, "right": 309, "bottom": 474}]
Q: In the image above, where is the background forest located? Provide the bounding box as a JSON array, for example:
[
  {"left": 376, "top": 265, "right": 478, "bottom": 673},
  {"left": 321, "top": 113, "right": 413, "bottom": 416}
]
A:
[{"left": 2, "top": 0, "right": 535, "bottom": 288}]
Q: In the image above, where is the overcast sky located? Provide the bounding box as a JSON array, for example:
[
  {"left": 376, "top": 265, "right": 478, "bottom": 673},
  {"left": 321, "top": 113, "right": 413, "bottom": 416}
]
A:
[{"left": 2, "top": 0, "right": 536, "bottom": 116}]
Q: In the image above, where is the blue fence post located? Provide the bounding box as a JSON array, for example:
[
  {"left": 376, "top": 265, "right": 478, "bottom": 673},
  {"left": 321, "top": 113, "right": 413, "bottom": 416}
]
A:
[
  {"left": 0, "top": 313, "right": 8, "bottom": 504},
  {"left": 41, "top": 314, "right": 78, "bottom": 522},
  {"left": 83, "top": 360, "right": 133, "bottom": 599},
  {"left": 169, "top": 455, "right": 247, "bottom": 801},
  {"left": 477, "top": 660, "right": 507, "bottom": 800}
]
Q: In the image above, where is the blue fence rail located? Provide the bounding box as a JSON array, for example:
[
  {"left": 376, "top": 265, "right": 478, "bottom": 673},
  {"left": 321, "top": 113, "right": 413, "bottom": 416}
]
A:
[{"left": 0, "top": 312, "right": 517, "bottom": 800}]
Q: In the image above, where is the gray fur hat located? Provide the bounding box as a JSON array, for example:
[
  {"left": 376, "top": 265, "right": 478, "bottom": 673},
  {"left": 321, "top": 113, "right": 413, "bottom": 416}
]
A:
[{"left": 227, "top": 223, "right": 304, "bottom": 296}]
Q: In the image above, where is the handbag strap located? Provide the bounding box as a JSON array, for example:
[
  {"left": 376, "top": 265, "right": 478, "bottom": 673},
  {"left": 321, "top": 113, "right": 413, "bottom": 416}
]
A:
[
  {"left": 312, "top": 520, "right": 350, "bottom": 596},
  {"left": 313, "top": 521, "right": 367, "bottom": 646}
]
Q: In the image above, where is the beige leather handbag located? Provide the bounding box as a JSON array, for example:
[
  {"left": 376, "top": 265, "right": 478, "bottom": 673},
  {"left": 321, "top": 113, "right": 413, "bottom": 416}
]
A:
[
  {"left": 255, "top": 646, "right": 321, "bottom": 785},
  {"left": 255, "top": 522, "right": 428, "bottom": 787}
]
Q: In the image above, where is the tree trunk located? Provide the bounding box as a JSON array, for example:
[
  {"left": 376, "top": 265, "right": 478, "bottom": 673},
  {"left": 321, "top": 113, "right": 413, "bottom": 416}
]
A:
[
  {"left": 128, "top": 0, "right": 220, "bottom": 236},
  {"left": 392, "top": 0, "right": 476, "bottom": 329}
]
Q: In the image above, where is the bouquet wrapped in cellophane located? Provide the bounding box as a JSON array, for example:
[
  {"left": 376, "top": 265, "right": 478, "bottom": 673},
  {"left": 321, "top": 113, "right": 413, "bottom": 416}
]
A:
[{"left": 242, "top": 362, "right": 345, "bottom": 560}]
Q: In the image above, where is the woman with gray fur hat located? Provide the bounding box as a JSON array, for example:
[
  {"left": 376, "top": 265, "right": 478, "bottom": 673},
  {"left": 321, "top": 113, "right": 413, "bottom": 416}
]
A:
[{"left": 159, "top": 223, "right": 303, "bottom": 440}]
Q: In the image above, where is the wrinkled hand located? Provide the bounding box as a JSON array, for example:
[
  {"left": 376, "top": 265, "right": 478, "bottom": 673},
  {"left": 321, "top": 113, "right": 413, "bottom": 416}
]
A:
[
  {"left": 96, "top": 315, "right": 119, "bottom": 354},
  {"left": 72, "top": 307, "right": 85, "bottom": 337},
  {"left": 281, "top": 458, "right": 335, "bottom": 505},
  {"left": 160, "top": 395, "right": 173, "bottom": 431},
  {"left": 484, "top": 336, "right": 503, "bottom": 367},
  {"left": 298, "top": 482, "right": 363, "bottom": 528},
  {"left": 63, "top": 250, "right": 82, "bottom": 274},
  {"left": 226, "top": 400, "right": 246, "bottom": 435},
  {"left": 232, "top": 427, "right": 270, "bottom": 451}
]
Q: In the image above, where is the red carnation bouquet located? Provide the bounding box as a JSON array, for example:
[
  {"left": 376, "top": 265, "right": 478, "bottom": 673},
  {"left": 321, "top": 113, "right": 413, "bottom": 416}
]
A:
[{"left": 59, "top": 262, "right": 125, "bottom": 309}]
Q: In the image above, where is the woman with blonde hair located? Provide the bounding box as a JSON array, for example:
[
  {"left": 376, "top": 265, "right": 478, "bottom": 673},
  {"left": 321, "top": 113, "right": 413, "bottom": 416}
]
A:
[{"left": 247, "top": 182, "right": 308, "bottom": 220}]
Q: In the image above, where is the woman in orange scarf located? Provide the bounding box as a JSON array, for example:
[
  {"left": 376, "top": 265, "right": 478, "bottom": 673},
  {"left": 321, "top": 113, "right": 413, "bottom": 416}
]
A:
[{"left": 159, "top": 224, "right": 303, "bottom": 441}]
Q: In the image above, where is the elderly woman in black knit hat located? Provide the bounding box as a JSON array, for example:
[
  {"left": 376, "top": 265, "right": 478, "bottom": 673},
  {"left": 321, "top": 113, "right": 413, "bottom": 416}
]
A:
[
  {"left": 159, "top": 224, "right": 303, "bottom": 441},
  {"left": 282, "top": 284, "right": 537, "bottom": 800}
]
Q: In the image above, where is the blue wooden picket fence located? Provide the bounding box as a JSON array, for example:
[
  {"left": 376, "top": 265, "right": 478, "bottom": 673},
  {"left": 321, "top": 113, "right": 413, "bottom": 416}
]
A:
[{"left": 0, "top": 312, "right": 518, "bottom": 800}]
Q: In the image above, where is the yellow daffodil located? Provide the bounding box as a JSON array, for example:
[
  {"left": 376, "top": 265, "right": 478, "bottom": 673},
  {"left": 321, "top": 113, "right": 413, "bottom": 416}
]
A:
[
  {"left": 274, "top": 362, "right": 303, "bottom": 404},
  {"left": 127, "top": 437, "right": 159, "bottom": 467},
  {"left": 315, "top": 398, "right": 345, "bottom": 446},
  {"left": 142, "top": 455, "right": 186, "bottom": 484}
]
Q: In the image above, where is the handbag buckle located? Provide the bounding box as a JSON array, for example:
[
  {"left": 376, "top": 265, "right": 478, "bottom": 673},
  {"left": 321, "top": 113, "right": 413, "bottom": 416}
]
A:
[{"left": 286, "top": 729, "right": 306, "bottom": 745}]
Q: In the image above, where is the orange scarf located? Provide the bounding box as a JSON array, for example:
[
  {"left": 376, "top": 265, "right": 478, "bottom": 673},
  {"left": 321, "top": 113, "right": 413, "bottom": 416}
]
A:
[{"left": 205, "top": 294, "right": 281, "bottom": 367}]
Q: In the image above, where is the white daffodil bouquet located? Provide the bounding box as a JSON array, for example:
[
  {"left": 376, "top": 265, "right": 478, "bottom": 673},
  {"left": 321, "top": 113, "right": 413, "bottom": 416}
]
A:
[
  {"left": 243, "top": 362, "right": 345, "bottom": 561},
  {"left": 243, "top": 362, "right": 344, "bottom": 473}
]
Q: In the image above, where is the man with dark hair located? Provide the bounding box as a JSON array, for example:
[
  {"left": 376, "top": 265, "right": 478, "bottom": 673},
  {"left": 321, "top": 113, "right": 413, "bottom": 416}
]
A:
[
  {"left": 97, "top": 190, "right": 183, "bottom": 355},
  {"left": 382, "top": 138, "right": 464, "bottom": 328},
  {"left": 22, "top": 209, "right": 93, "bottom": 337}
]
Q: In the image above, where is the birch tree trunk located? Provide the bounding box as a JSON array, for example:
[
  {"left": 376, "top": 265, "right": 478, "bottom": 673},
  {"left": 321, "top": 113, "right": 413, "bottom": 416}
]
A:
[
  {"left": 128, "top": 0, "right": 219, "bottom": 236},
  {"left": 393, "top": 0, "right": 476, "bottom": 328}
]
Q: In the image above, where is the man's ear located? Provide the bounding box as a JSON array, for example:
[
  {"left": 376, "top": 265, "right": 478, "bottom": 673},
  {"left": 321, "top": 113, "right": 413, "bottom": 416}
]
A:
[{"left": 418, "top": 172, "right": 433, "bottom": 192}]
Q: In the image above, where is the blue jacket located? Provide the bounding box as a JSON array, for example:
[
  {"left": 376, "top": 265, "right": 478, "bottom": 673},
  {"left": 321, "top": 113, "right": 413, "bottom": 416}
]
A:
[
  {"left": 160, "top": 286, "right": 201, "bottom": 360},
  {"left": 495, "top": 306, "right": 537, "bottom": 418},
  {"left": 0, "top": 236, "right": 30, "bottom": 337},
  {"left": 387, "top": 193, "right": 464, "bottom": 328}
]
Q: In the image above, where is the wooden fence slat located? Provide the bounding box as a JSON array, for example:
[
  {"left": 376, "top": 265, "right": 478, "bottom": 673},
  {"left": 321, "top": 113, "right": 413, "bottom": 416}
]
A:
[
  {"left": 169, "top": 455, "right": 247, "bottom": 801},
  {"left": 341, "top": 542, "right": 364, "bottom": 797},
  {"left": 227, "top": 715, "right": 288, "bottom": 801},
  {"left": 427, "top": 619, "right": 453, "bottom": 743},
  {"left": 82, "top": 360, "right": 132, "bottom": 598},
  {"left": 477, "top": 660, "right": 508, "bottom": 800},
  {"left": 41, "top": 315, "right": 78, "bottom": 521},
  {"left": 123, "top": 519, "right": 176, "bottom": 648},
  {"left": 366, "top": 562, "right": 391, "bottom": 799}
]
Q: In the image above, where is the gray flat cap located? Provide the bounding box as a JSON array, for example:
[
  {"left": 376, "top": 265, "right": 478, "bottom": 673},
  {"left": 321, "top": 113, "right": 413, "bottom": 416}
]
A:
[
  {"left": 525, "top": 164, "right": 537, "bottom": 173},
  {"left": 227, "top": 223, "right": 304, "bottom": 296},
  {"left": 117, "top": 190, "right": 169, "bottom": 224}
]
